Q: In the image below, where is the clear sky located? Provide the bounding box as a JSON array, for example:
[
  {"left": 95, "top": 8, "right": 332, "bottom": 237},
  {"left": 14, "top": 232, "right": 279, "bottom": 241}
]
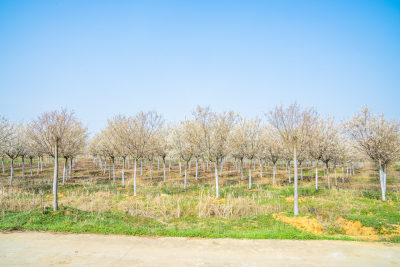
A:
[{"left": 0, "top": 0, "right": 399, "bottom": 135}]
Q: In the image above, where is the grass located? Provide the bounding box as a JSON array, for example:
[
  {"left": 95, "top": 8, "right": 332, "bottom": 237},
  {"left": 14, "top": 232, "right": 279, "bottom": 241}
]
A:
[
  {"left": 0, "top": 159, "right": 399, "bottom": 243},
  {"left": 0, "top": 206, "right": 334, "bottom": 240}
]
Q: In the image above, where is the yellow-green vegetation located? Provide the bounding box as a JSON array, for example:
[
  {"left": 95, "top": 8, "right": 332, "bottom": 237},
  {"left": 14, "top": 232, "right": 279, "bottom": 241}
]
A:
[{"left": 0, "top": 159, "right": 399, "bottom": 243}]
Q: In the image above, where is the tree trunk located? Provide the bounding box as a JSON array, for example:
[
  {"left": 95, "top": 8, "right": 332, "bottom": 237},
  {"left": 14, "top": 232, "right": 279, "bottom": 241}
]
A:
[
  {"left": 1, "top": 158, "right": 4, "bottom": 174},
  {"left": 184, "top": 162, "right": 188, "bottom": 190},
  {"left": 179, "top": 160, "right": 182, "bottom": 176},
  {"left": 37, "top": 157, "right": 40, "bottom": 175},
  {"left": 67, "top": 159, "right": 70, "bottom": 180},
  {"left": 134, "top": 159, "right": 137, "bottom": 196},
  {"left": 240, "top": 159, "right": 244, "bottom": 180},
  {"left": 53, "top": 144, "right": 59, "bottom": 211},
  {"left": 21, "top": 157, "right": 25, "bottom": 178},
  {"left": 379, "top": 164, "right": 386, "bottom": 201},
  {"left": 9, "top": 158, "right": 14, "bottom": 185},
  {"left": 293, "top": 146, "right": 299, "bottom": 216},
  {"left": 383, "top": 165, "right": 387, "bottom": 200},
  {"left": 259, "top": 161, "right": 263, "bottom": 178},
  {"left": 140, "top": 160, "right": 143, "bottom": 176},
  {"left": 273, "top": 163, "right": 276, "bottom": 185},
  {"left": 163, "top": 160, "right": 166, "bottom": 182},
  {"left": 150, "top": 160, "right": 153, "bottom": 179},
  {"left": 70, "top": 157, "right": 74, "bottom": 176},
  {"left": 215, "top": 161, "right": 219, "bottom": 198},
  {"left": 195, "top": 160, "right": 198, "bottom": 180},
  {"left": 122, "top": 157, "right": 125, "bottom": 187},
  {"left": 327, "top": 164, "right": 330, "bottom": 189},
  {"left": 288, "top": 162, "right": 291, "bottom": 183},
  {"left": 342, "top": 165, "right": 345, "bottom": 183},
  {"left": 108, "top": 159, "right": 111, "bottom": 180},
  {"left": 69, "top": 159, "right": 72, "bottom": 179},
  {"left": 30, "top": 158, "right": 33, "bottom": 178},
  {"left": 112, "top": 158, "right": 115, "bottom": 183},
  {"left": 249, "top": 160, "right": 252, "bottom": 189}
]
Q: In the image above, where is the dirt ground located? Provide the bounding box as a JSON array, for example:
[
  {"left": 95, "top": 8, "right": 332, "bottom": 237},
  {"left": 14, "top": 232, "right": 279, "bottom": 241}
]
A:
[{"left": 0, "top": 232, "right": 399, "bottom": 267}]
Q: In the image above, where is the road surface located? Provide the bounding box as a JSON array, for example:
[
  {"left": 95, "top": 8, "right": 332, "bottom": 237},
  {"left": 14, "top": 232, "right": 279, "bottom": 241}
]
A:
[{"left": 0, "top": 232, "right": 399, "bottom": 266}]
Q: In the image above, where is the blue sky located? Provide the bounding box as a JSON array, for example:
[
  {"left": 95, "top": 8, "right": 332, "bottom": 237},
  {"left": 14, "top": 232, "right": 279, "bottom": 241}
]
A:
[{"left": 0, "top": 0, "right": 399, "bottom": 135}]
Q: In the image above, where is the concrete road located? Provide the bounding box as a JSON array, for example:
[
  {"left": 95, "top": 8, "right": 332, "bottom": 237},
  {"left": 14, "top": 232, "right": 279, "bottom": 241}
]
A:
[{"left": 0, "top": 232, "right": 399, "bottom": 266}]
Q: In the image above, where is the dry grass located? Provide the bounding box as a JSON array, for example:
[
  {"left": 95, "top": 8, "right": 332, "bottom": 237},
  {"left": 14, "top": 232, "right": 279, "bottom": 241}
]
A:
[
  {"left": 272, "top": 212, "right": 324, "bottom": 235},
  {"left": 0, "top": 158, "right": 399, "bottom": 241},
  {"left": 335, "top": 217, "right": 379, "bottom": 240},
  {"left": 56, "top": 189, "right": 284, "bottom": 220}
]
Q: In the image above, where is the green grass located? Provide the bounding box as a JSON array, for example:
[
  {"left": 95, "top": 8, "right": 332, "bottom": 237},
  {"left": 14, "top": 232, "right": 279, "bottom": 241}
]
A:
[
  {"left": 0, "top": 206, "right": 347, "bottom": 240},
  {"left": 344, "top": 200, "right": 400, "bottom": 232}
]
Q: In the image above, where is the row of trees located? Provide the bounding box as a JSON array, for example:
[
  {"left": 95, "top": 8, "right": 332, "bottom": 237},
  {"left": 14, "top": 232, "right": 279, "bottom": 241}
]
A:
[
  {"left": 89, "top": 104, "right": 400, "bottom": 215},
  {"left": 0, "top": 110, "right": 87, "bottom": 211},
  {"left": 1, "top": 104, "right": 399, "bottom": 213}
]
